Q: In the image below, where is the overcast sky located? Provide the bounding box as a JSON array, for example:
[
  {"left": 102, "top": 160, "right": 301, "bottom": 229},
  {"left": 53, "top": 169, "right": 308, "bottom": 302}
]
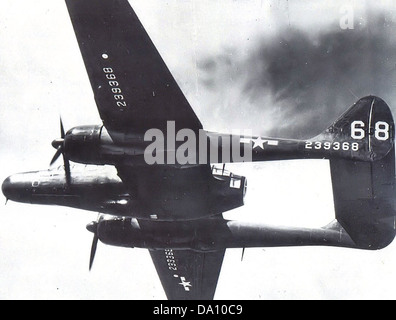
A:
[{"left": 1, "top": 0, "right": 396, "bottom": 300}]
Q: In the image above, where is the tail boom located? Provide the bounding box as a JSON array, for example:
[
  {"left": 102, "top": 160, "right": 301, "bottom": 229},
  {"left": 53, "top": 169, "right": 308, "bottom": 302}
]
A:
[{"left": 211, "top": 96, "right": 394, "bottom": 164}]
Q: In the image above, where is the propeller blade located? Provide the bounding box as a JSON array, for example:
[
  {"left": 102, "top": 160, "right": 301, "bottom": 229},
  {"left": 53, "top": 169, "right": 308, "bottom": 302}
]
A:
[
  {"left": 50, "top": 147, "right": 63, "bottom": 166},
  {"left": 62, "top": 153, "right": 71, "bottom": 185},
  {"left": 60, "top": 117, "right": 65, "bottom": 139},
  {"left": 89, "top": 234, "right": 99, "bottom": 271}
]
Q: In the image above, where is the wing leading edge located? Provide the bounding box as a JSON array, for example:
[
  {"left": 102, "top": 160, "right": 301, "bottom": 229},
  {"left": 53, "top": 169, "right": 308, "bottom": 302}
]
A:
[
  {"left": 65, "top": 0, "right": 202, "bottom": 137},
  {"left": 149, "top": 249, "right": 225, "bottom": 300}
]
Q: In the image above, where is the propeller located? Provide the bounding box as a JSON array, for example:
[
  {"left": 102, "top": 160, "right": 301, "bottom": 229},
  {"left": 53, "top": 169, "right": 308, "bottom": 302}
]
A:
[
  {"left": 86, "top": 215, "right": 101, "bottom": 271},
  {"left": 50, "top": 118, "right": 71, "bottom": 185},
  {"left": 89, "top": 233, "right": 99, "bottom": 271}
]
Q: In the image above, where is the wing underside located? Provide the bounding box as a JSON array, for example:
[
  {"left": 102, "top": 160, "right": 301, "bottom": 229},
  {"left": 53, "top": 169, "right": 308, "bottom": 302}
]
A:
[
  {"left": 117, "top": 165, "right": 216, "bottom": 221},
  {"left": 65, "top": 0, "right": 202, "bottom": 137},
  {"left": 149, "top": 249, "right": 225, "bottom": 300}
]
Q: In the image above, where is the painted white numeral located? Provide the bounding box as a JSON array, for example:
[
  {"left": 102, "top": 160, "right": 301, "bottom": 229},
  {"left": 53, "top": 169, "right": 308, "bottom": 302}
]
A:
[
  {"left": 351, "top": 121, "right": 390, "bottom": 141},
  {"left": 106, "top": 73, "right": 116, "bottom": 80},
  {"left": 304, "top": 140, "right": 359, "bottom": 152},
  {"left": 351, "top": 121, "right": 365, "bottom": 140},
  {"left": 375, "top": 121, "right": 390, "bottom": 141},
  {"left": 103, "top": 67, "right": 114, "bottom": 73}
]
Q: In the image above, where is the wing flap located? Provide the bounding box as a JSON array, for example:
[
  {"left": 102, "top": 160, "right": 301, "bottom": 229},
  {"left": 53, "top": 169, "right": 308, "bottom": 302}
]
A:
[{"left": 149, "top": 249, "right": 225, "bottom": 300}]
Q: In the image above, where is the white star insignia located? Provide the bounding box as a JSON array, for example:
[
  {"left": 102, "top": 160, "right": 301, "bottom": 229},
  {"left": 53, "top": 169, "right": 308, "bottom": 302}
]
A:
[
  {"left": 179, "top": 277, "right": 192, "bottom": 291},
  {"left": 253, "top": 137, "right": 265, "bottom": 149}
]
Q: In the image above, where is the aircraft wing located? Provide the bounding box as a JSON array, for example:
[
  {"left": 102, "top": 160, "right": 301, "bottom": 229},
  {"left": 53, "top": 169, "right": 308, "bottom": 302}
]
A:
[
  {"left": 116, "top": 165, "right": 216, "bottom": 221},
  {"left": 149, "top": 249, "right": 225, "bottom": 300},
  {"left": 65, "top": 0, "right": 203, "bottom": 138}
]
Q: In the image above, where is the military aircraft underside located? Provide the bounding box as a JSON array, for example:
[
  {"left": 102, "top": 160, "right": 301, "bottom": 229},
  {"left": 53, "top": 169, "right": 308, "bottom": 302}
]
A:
[{"left": 2, "top": 0, "right": 396, "bottom": 300}]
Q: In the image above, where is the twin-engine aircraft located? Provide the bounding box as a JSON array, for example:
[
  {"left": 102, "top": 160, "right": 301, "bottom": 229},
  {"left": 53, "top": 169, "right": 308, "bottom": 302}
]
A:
[{"left": 2, "top": 0, "right": 396, "bottom": 300}]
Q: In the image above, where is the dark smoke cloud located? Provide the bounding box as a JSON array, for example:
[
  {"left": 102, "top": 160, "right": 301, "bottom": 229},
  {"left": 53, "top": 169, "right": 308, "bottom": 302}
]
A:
[{"left": 198, "top": 12, "right": 396, "bottom": 138}]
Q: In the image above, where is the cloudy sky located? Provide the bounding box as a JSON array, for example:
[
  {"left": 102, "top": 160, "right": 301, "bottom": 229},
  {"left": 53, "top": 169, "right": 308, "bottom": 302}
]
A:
[{"left": 1, "top": 0, "right": 396, "bottom": 300}]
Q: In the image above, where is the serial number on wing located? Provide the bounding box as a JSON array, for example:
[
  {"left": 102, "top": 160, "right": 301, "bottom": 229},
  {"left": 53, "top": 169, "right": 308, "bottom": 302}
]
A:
[
  {"left": 164, "top": 248, "right": 178, "bottom": 271},
  {"left": 102, "top": 67, "right": 127, "bottom": 109}
]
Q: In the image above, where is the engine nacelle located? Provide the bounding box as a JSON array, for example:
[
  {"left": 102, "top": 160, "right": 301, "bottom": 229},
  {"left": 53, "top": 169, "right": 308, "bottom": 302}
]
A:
[
  {"left": 64, "top": 125, "right": 103, "bottom": 164},
  {"left": 63, "top": 125, "right": 145, "bottom": 165},
  {"left": 94, "top": 216, "right": 231, "bottom": 252}
]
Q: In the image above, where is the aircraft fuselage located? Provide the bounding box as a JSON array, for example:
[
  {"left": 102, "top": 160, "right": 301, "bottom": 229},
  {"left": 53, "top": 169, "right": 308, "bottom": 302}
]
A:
[
  {"left": 2, "top": 164, "right": 247, "bottom": 221},
  {"left": 2, "top": 166, "right": 129, "bottom": 216}
]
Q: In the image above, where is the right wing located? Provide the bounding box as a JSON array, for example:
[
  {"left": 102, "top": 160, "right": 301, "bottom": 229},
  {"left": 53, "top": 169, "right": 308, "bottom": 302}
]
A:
[
  {"left": 65, "top": 0, "right": 202, "bottom": 137},
  {"left": 149, "top": 249, "right": 225, "bottom": 300}
]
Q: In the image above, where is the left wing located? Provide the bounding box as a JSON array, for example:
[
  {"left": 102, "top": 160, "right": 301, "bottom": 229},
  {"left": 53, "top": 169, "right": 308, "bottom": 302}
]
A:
[
  {"left": 65, "top": 0, "right": 203, "bottom": 138},
  {"left": 149, "top": 249, "right": 225, "bottom": 300}
]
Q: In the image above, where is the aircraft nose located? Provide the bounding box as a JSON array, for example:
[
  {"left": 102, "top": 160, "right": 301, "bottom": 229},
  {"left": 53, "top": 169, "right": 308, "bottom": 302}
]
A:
[
  {"left": 2, "top": 176, "right": 14, "bottom": 200},
  {"left": 2, "top": 175, "right": 31, "bottom": 203}
]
